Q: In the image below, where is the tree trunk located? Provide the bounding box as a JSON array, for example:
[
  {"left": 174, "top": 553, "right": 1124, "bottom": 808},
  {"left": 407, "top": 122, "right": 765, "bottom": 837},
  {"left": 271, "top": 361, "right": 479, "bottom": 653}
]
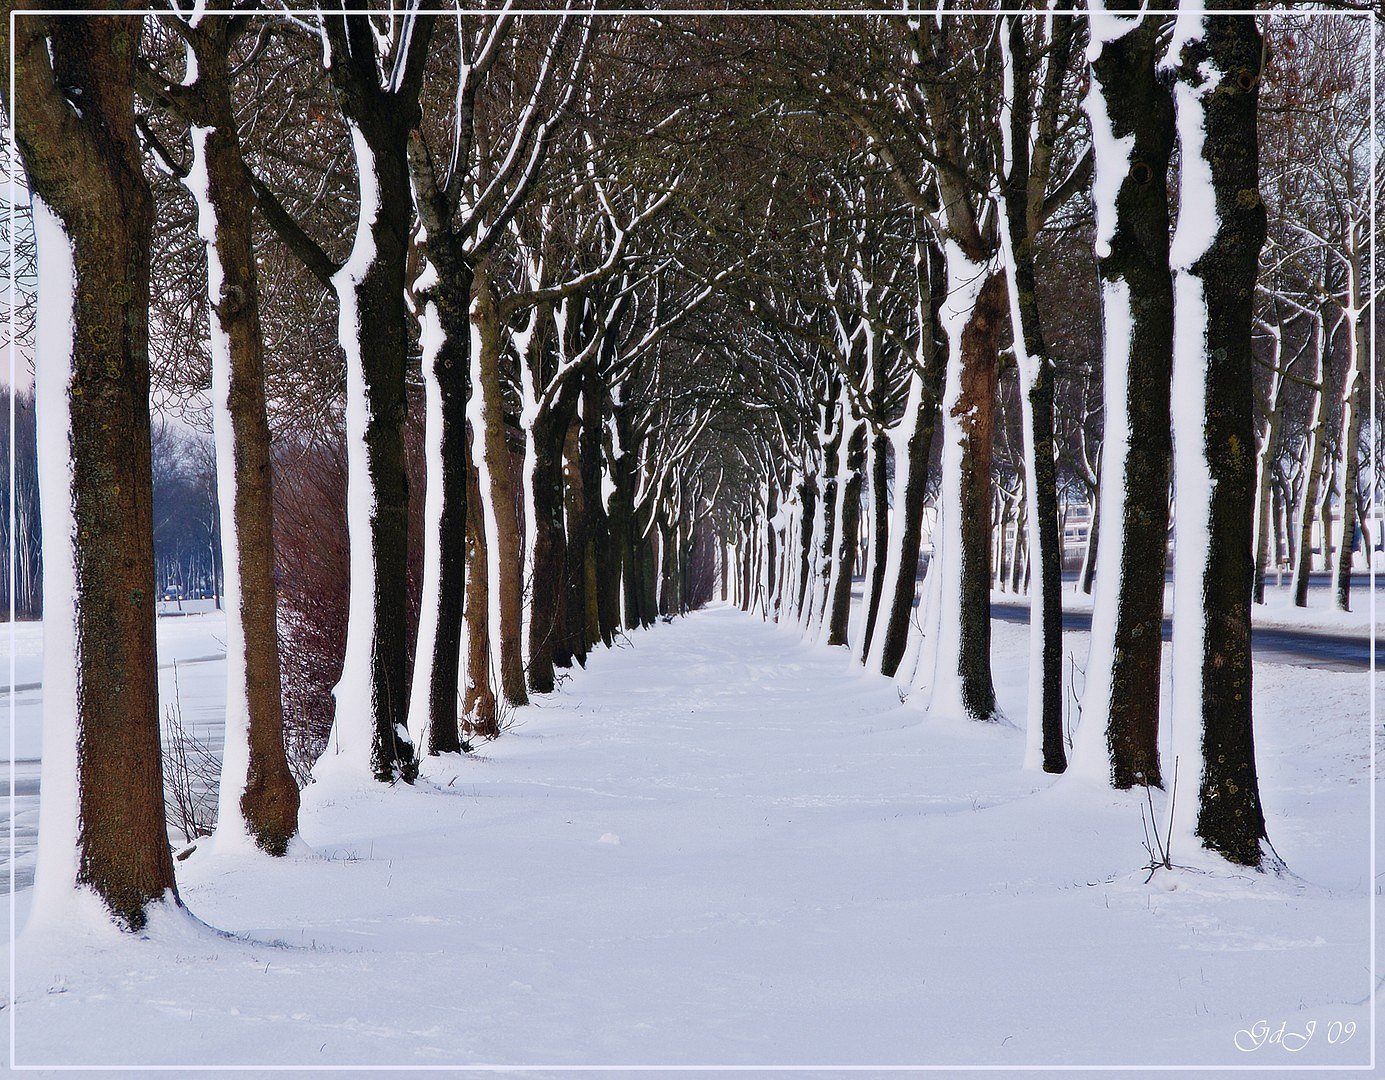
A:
[
  {"left": 1291, "top": 305, "right": 1331, "bottom": 607},
  {"left": 1079, "top": 481, "right": 1100, "bottom": 595},
  {"left": 1333, "top": 259, "right": 1366, "bottom": 611},
  {"left": 462, "top": 444, "right": 499, "bottom": 738},
  {"left": 827, "top": 423, "right": 867, "bottom": 646},
  {"left": 639, "top": 520, "right": 660, "bottom": 625},
  {"left": 312, "top": 19, "right": 439, "bottom": 783},
  {"left": 182, "top": 26, "right": 299, "bottom": 848},
  {"left": 997, "top": 11, "right": 1072, "bottom": 771},
  {"left": 918, "top": 254, "right": 1005, "bottom": 723},
  {"left": 526, "top": 398, "right": 568, "bottom": 691},
  {"left": 659, "top": 516, "right": 678, "bottom": 616},
  {"left": 406, "top": 229, "right": 474, "bottom": 756},
  {"left": 562, "top": 414, "right": 589, "bottom": 664},
  {"left": 581, "top": 369, "right": 617, "bottom": 644},
  {"left": 12, "top": 11, "right": 178, "bottom": 929},
  {"left": 870, "top": 268, "right": 944, "bottom": 679},
  {"left": 470, "top": 263, "right": 528, "bottom": 706},
  {"left": 1167, "top": 8, "right": 1269, "bottom": 868},
  {"left": 858, "top": 339, "right": 893, "bottom": 662},
  {"left": 795, "top": 474, "right": 817, "bottom": 623},
  {"left": 1072, "top": 15, "right": 1175, "bottom": 789},
  {"left": 1252, "top": 329, "right": 1287, "bottom": 606},
  {"left": 809, "top": 419, "right": 843, "bottom": 639}
]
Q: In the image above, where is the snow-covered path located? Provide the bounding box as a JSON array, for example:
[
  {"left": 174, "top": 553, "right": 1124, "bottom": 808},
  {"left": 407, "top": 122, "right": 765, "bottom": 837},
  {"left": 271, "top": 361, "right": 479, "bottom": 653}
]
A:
[{"left": 5, "top": 606, "right": 1372, "bottom": 1072}]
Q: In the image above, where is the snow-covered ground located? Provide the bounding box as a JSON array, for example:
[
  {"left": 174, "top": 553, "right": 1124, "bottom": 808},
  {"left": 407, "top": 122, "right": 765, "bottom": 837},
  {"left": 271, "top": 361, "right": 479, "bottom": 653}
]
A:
[
  {"left": 0, "top": 603, "right": 1375, "bottom": 1074},
  {"left": 2, "top": 611, "right": 230, "bottom": 894}
]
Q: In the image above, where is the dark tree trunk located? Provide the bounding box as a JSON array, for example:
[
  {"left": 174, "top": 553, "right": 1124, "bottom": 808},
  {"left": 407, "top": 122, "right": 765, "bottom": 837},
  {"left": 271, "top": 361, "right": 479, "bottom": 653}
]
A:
[
  {"left": 859, "top": 431, "right": 890, "bottom": 658},
  {"left": 462, "top": 445, "right": 498, "bottom": 738},
  {"left": 637, "top": 517, "right": 659, "bottom": 625},
  {"left": 877, "top": 261, "right": 945, "bottom": 677},
  {"left": 1334, "top": 360, "right": 1365, "bottom": 611},
  {"left": 1169, "top": 10, "right": 1268, "bottom": 867},
  {"left": 412, "top": 240, "right": 474, "bottom": 755},
  {"left": 1087, "top": 17, "right": 1176, "bottom": 789},
  {"left": 612, "top": 480, "right": 639, "bottom": 630},
  {"left": 999, "top": 12, "right": 1071, "bottom": 773},
  {"left": 562, "top": 414, "right": 589, "bottom": 664},
  {"left": 720, "top": 536, "right": 729, "bottom": 602},
  {"left": 764, "top": 483, "right": 779, "bottom": 617},
  {"left": 827, "top": 424, "right": 867, "bottom": 646},
  {"left": 814, "top": 422, "right": 843, "bottom": 631},
  {"left": 660, "top": 517, "right": 678, "bottom": 617},
  {"left": 10, "top": 10, "right": 178, "bottom": 928},
  {"left": 320, "top": 13, "right": 436, "bottom": 783},
  {"left": 582, "top": 369, "right": 617, "bottom": 644},
  {"left": 952, "top": 271, "right": 1007, "bottom": 721},
  {"left": 527, "top": 400, "right": 569, "bottom": 691},
  {"left": 796, "top": 477, "right": 817, "bottom": 621},
  {"left": 471, "top": 265, "right": 528, "bottom": 706}
]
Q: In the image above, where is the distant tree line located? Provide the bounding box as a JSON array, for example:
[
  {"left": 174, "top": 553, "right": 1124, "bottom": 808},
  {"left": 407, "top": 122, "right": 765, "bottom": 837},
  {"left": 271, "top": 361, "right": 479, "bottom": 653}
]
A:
[{"left": 0, "top": 389, "right": 223, "bottom": 619}]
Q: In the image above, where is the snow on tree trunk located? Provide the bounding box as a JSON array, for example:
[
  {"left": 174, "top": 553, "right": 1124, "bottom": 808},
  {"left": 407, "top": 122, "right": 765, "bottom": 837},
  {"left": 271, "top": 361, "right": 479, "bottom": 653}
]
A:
[
  {"left": 868, "top": 263, "right": 943, "bottom": 679},
  {"left": 914, "top": 242, "right": 1004, "bottom": 723},
  {"left": 404, "top": 269, "right": 451, "bottom": 754},
  {"left": 855, "top": 322, "right": 890, "bottom": 661},
  {"left": 796, "top": 464, "right": 820, "bottom": 626},
  {"left": 462, "top": 442, "right": 499, "bottom": 738},
  {"left": 1165, "top": 4, "right": 1269, "bottom": 869},
  {"left": 1251, "top": 322, "right": 1286, "bottom": 605},
  {"left": 318, "top": 123, "right": 418, "bottom": 786},
  {"left": 28, "top": 199, "right": 101, "bottom": 930},
  {"left": 1070, "top": 10, "right": 1175, "bottom": 789},
  {"left": 998, "top": 15, "right": 1068, "bottom": 772},
  {"left": 1332, "top": 251, "right": 1366, "bottom": 611}
]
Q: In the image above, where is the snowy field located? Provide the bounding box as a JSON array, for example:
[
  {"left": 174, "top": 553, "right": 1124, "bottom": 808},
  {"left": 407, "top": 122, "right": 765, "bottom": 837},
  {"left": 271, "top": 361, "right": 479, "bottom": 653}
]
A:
[
  {"left": 992, "top": 575, "right": 1381, "bottom": 635},
  {"left": 0, "top": 603, "right": 1376, "bottom": 1075}
]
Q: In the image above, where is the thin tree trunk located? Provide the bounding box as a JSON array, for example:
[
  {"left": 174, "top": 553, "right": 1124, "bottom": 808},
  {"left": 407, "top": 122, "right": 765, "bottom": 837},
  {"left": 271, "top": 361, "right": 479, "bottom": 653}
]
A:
[
  {"left": 471, "top": 263, "right": 528, "bottom": 706},
  {"left": 581, "top": 369, "right": 617, "bottom": 644},
  {"left": 462, "top": 444, "right": 498, "bottom": 738},
  {"left": 1291, "top": 305, "right": 1332, "bottom": 607},
  {"left": 1079, "top": 481, "right": 1100, "bottom": 595},
  {"left": 526, "top": 401, "right": 567, "bottom": 691},
  {"left": 562, "top": 414, "right": 589, "bottom": 664},
  {"left": 796, "top": 474, "right": 817, "bottom": 623},
  {"left": 1333, "top": 258, "right": 1366, "bottom": 610},
  {"left": 871, "top": 259, "right": 945, "bottom": 678},
  {"left": 827, "top": 424, "right": 867, "bottom": 647},
  {"left": 1252, "top": 326, "right": 1287, "bottom": 606},
  {"left": 182, "top": 24, "right": 298, "bottom": 849}
]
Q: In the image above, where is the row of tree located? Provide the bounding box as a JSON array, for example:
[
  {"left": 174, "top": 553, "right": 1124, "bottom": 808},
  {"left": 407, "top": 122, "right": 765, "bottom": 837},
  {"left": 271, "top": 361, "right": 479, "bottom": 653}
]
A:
[{"left": 0, "top": 3, "right": 1375, "bottom": 933}]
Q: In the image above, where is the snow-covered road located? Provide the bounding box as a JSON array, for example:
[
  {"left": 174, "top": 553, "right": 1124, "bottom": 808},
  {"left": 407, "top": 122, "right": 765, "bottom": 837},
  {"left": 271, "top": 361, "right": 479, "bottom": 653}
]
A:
[{"left": 2, "top": 604, "right": 1372, "bottom": 1072}]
